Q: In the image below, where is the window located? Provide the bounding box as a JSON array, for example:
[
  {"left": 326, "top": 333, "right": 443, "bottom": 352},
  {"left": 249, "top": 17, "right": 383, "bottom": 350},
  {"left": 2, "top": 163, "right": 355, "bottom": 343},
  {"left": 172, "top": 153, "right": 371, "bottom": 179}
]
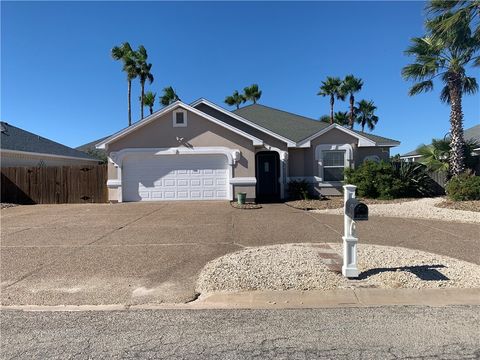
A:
[
  {"left": 322, "top": 150, "right": 345, "bottom": 182},
  {"left": 173, "top": 109, "right": 187, "bottom": 127}
]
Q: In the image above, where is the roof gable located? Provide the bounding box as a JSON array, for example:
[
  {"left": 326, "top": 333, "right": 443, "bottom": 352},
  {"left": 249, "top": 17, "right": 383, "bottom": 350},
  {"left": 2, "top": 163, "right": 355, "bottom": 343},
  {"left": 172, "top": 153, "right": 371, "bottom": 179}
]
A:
[
  {"left": 0, "top": 122, "right": 96, "bottom": 160},
  {"left": 96, "top": 101, "right": 263, "bottom": 149}
]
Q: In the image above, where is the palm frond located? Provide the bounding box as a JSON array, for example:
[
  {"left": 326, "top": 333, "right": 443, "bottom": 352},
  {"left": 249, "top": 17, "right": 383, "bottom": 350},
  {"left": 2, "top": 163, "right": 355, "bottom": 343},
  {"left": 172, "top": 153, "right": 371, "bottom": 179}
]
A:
[
  {"left": 408, "top": 80, "right": 434, "bottom": 96},
  {"left": 462, "top": 76, "right": 479, "bottom": 95}
]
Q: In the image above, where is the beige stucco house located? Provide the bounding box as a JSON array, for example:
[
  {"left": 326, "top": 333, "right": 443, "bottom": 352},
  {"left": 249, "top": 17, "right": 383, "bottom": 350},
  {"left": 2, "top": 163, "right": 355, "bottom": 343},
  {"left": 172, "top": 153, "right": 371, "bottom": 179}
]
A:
[{"left": 96, "top": 99, "right": 400, "bottom": 202}]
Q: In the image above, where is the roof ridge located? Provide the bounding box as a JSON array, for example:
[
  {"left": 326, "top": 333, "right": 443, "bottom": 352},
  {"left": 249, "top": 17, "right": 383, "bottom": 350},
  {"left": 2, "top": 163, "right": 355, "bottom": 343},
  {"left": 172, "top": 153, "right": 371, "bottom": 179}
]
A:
[{"left": 236, "top": 103, "right": 321, "bottom": 124}]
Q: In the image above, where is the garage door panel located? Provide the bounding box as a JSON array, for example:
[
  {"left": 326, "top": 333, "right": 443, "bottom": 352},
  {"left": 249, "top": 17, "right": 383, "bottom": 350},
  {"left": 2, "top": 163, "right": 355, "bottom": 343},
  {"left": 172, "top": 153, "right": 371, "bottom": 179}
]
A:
[{"left": 123, "top": 154, "right": 229, "bottom": 201}]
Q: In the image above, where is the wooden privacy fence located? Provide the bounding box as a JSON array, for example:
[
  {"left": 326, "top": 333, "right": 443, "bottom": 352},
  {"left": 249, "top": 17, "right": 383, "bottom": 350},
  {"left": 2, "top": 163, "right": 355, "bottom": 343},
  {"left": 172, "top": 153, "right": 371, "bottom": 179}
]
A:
[{"left": 1, "top": 165, "right": 108, "bottom": 204}]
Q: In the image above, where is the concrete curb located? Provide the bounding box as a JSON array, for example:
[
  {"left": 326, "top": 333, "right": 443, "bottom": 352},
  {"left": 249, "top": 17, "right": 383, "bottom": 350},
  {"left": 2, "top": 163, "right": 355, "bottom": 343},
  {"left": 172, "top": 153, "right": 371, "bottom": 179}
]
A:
[{"left": 1, "top": 288, "right": 479, "bottom": 311}]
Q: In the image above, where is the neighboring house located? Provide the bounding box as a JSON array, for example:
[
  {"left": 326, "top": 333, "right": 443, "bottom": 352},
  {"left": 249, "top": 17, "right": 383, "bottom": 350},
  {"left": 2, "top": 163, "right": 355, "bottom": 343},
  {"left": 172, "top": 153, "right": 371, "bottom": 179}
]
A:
[
  {"left": 0, "top": 121, "right": 99, "bottom": 167},
  {"left": 95, "top": 99, "right": 399, "bottom": 202},
  {"left": 400, "top": 124, "right": 480, "bottom": 173}
]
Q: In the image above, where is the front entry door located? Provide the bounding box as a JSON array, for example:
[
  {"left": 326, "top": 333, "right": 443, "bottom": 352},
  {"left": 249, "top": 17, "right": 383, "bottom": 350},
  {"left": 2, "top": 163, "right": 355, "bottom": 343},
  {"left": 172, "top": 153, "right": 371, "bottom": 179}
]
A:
[{"left": 256, "top": 152, "right": 280, "bottom": 202}]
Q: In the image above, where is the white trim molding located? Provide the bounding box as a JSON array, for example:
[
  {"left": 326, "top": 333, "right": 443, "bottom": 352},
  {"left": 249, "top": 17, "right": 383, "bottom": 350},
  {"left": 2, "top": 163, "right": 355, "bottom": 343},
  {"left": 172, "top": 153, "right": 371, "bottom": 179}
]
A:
[
  {"left": 96, "top": 101, "right": 263, "bottom": 149},
  {"left": 190, "top": 98, "right": 297, "bottom": 148},
  {"left": 109, "top": 146, "right": 241, "bottom": 167},
  {"left": 315, "top": 144, "right": 353, "bottom": 184},
  {"left": 106, "top": 179, "right": 122, "bottom": 187},
  {"left": 108, "top": 146, "right": 240, "bottom": 202},
  {"left": 172, "top": 109, "right": 187, "bottom": 127},
  {"left": 297, "top": 124, "right": 400, "bottom": 148},
  {"left": 229, "top": 177, "right": 257, "bottom": 185}
]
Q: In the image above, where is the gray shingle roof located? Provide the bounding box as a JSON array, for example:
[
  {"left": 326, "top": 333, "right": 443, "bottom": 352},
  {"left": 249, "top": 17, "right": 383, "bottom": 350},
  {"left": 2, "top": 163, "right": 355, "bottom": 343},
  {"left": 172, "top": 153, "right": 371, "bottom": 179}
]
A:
[
  {"left": 465, "top": 124, "right": 480, "bottom": 144},
  {"left": 76, "top": 136, "right": 110, "bottom": 152},
  {"left": 234, "top": 104, "right": 329, "bottom": 143},
  {"left": 233, "top": 104, "right": 399, "bottom": 145},
  {"left": 1, "top": 122, "right": 97, "bottom": 160},
  {"left": 401, "top": 123, "right": 480, "bottom": 157}
]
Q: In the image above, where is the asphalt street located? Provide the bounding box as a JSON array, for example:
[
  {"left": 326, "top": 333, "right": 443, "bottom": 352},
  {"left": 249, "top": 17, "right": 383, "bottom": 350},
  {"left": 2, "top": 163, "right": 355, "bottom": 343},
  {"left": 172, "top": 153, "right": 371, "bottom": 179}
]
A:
[{"left": 2, "top": 306, "right": 479, "bottom": 359}]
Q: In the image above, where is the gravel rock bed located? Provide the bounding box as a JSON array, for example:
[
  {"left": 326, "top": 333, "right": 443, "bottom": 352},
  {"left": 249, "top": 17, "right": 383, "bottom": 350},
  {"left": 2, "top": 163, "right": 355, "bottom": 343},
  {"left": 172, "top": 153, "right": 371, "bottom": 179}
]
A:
[
  {"left": 286, "top": 197, "right": 418, "bottom": 211},
  {"left": 285, "top": 197, "right": 344, "bottom": 210},
  {"left": 436, "top": 199, "right": 480, "bottom": 213},
  {"left": 196, "top": 244, "right": 480, "bottom": 293},
  {"left": 230, "top": 201, "right": 262, "bottom": 209},
  {"left": 312, "top": 197, "right": 480, "bottom": 223}
]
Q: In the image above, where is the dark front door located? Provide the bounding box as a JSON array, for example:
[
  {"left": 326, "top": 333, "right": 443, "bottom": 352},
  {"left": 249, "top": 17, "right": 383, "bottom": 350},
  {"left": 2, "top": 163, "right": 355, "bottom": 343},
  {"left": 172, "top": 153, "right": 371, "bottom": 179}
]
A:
[{"left": 256, "top": 152, "right": 280, "bottom": 202}]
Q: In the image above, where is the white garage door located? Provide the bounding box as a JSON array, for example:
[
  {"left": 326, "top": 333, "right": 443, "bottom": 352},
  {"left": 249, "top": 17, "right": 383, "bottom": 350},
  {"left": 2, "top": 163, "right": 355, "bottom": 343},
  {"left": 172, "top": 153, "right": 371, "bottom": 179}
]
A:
[{"left": 122, "top": 154, "right": 229, "bottom": 201}]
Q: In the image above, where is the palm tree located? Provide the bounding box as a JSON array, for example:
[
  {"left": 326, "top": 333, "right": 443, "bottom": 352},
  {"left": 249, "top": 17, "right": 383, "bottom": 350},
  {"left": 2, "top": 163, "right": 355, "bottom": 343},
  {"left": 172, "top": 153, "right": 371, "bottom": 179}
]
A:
[
  {"left": 355, "top": 100, "right": 378, "bottom": 132},
  {"left": 243, "top": 84, "right": 262, "bottom": 104},
  {"left": 224, "top": 90, "right": 246, "bottom": 109},
  {"left": 111, "top": 42, "right": 137, "bottom": 126},
  {"left": 417, "top": 138, "right": 479, "bottom": 174},
  {"left": 402, "top": 17, "right": 479, "bottom": 175},
  {"left": 317, "top": 77, "right": 345, "bottom": 124},
  {"left": 417, "top": 139, "right": 451, "bottom": 172},
  {"left": 341, "top": 75, "right": 363, "bottom": 129},
  {"left": 321, "top": 112, "right": 350, "bottom": 126},
  {"left": 135, "top": 45, "right": 154, "bottom": 119},
  {"left": 426, "top": 0, "right": 480, "bottom": 60},
  {"left": 141, "top": 91, "right": 156, "bottom": 115},
  {"left": 159, "top": 86, "right": 180, "bottom": 107}
]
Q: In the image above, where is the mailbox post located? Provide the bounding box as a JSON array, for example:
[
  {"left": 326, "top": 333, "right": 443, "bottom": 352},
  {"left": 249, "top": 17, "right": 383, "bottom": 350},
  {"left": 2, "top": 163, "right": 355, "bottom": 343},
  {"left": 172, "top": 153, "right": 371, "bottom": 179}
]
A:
[{"left": 342, "top": 184, "right": 368, "bottom": 278}]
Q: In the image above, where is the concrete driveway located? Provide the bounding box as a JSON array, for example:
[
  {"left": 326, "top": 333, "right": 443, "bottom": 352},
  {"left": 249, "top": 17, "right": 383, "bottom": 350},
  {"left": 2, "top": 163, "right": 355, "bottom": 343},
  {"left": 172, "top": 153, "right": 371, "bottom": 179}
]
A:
[{"left": 1, "top": 202, "right": 479, "bottom": 306}]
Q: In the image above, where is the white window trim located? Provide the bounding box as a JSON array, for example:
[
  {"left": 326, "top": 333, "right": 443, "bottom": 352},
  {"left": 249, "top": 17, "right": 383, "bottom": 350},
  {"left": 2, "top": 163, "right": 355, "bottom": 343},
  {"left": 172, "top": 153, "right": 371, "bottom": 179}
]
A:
[
  {"left": 315, "top": 144, "right": 353, "bottom": 184},
  {"left": 173, "top": 109, "right": 187, "bottom": 127}
]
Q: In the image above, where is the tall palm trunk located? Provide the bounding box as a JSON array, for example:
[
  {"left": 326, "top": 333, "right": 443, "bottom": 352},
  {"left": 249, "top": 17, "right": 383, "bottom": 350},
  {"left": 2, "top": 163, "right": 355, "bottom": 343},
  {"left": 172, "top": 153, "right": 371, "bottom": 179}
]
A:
[
  {"left": 140, "top": 81, "right": 145, "bottom": 119},
  {"left": 128, "top": 80, "right": 132, "bottom": 127},
  {"left": 361, "top": 123, "right": 365, "bottom": 132},
  {"left": 149, "top": 106, "right": 153, "bottom": 115},
  {"left": 448, "top": 74, "right": 466, "bottom": 176},
  {"left": 349, "top": 94, "right": 355, "bottom": 129},
  {"left": 330, "top": 95, "right": 334, "bottom": 125}
]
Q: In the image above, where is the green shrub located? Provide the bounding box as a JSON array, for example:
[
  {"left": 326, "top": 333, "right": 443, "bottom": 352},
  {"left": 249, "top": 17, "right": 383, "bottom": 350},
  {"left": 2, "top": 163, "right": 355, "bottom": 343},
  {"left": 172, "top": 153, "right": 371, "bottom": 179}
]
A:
[
  {"left": 287, "top": 179, "right": 310, "bottom": 200},
  {"left": 445, "top": 173, "right": 480, "bottom": 201},
  {"left": 344, "top": 161, "right": 436, "bottom": 199}
]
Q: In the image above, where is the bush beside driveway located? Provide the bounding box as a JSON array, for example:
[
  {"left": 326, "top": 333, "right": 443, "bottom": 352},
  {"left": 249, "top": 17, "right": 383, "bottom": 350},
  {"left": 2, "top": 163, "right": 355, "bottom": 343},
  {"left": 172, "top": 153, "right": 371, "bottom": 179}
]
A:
[{"left": 1, "top": 202, "right": 479, "bottom": 306}]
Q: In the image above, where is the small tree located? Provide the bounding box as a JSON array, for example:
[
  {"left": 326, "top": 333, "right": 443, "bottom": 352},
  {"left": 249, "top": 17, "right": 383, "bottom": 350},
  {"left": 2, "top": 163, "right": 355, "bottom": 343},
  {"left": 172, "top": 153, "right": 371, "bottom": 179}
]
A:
[
  {"left": 355, "top": 100, "right": 378, "bottom": 132},
  {"left": 318, "top": 77, "right": 345, "bottom": 125},
  {"left": 160, "top": 86, "right": 180, "bottom": 107},
  {"left": 141, "top": 91, "right": 156, "bottom": 115},
  {"left": 243, "top": 84, "right": 262, "bottom": 104},
  {"left": 225, "top": 90, "right": 246, "bottom": 109},
  {"left": 341, "top": 75, "right": 363, "bottom": 129}
]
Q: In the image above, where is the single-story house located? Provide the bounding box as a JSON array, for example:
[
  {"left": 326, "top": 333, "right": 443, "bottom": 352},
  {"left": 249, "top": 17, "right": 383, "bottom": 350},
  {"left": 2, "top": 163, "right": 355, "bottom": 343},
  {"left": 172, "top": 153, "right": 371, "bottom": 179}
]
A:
[
  {"left": 0, "top": 121, "right": 99, "bottom": 167},
  {"left": 95, "top": 99, "right": 400, "bottom": 202},
  {"left": 400, "top": 124, "right": 480, "bottom": 173}
]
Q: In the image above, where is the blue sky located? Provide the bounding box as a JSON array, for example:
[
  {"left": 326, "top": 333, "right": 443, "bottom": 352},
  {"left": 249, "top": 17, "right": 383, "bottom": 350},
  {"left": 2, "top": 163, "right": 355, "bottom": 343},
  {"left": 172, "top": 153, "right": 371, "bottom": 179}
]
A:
[{"left": 2, "top": 1, "right": 479, "bottom": 154}]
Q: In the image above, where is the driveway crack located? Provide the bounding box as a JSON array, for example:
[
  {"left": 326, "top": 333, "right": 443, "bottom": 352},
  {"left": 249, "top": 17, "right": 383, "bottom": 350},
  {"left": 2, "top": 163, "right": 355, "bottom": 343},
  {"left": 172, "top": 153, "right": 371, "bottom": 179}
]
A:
[{"left": 85, "top": 205, "right": 169, "bottom": 246}]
